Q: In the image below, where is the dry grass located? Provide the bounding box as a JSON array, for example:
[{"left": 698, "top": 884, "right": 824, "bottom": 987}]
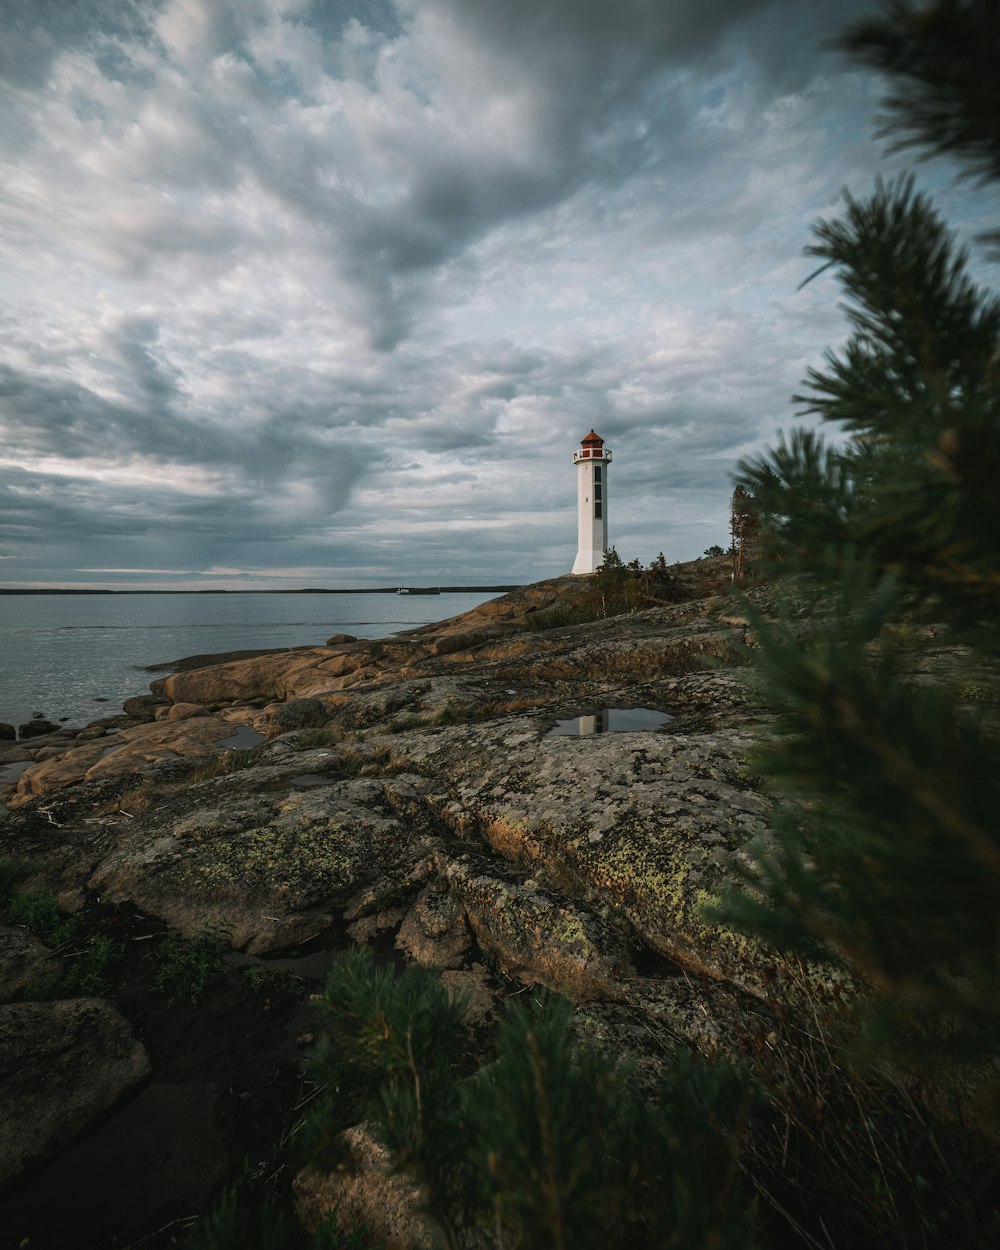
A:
[
  {"left": 741, "top": 972, "right": 1000, "bottom": 1249},
  {"left": 187, "top": 746, "right": 265, "bottom": 784},
  {"left": 336, "top": 744, "right": 411, "bottom": 777}
]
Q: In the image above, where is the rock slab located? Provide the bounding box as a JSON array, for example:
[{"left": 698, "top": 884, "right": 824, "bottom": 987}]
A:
[{"left": 0, "top": 998, "right": 150, "bottom": 1186}]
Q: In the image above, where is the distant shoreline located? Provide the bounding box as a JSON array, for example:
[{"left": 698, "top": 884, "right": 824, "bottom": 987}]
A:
[{"left": 0, "top": 586, "right": 522, "bottom": 596}]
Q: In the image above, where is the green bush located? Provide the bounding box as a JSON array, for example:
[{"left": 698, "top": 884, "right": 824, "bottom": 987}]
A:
[
  {"left": 3, "top": 882, "right": 78, "bottom": 948},
  {"left": 302, "top": 949, "right": 758, "bottom": 1250},
  {"left": 0, "top": 864, "right": 127, "bottom": 999},
  {"left": 148, "top": 923, "right": 231, "bottom": 1004}
]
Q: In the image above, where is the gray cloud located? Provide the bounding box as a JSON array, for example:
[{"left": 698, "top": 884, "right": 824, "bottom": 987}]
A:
[{"left": 0, "top": 0, "right": 992, "bottom": 588}]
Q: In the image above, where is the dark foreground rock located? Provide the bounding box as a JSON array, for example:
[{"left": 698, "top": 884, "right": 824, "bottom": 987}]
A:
[
  {"left": 0, "top": 998, "right": 149, "bottom": 1186},
  {"left": 0, "top": 927, "right": 56, "bottom": 1000},
  {"left": 17, "top": 719, "right": 60, "bottom": 739}
]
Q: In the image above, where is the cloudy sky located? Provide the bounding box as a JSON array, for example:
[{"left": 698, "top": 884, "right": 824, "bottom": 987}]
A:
[{"left": 0, "top": 0, "right": 993, "bottom": 589}]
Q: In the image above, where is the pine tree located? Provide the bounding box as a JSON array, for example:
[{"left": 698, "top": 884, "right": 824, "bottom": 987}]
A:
[
  {"left": 298, "top": 950, "right": 758, "bottom": 1250},
  {"left": 839, "top": 1, "right": 1000, "bottom": 209},
  {"left": 722, "top": 0, "right": 1000, "bottom": 1048}
]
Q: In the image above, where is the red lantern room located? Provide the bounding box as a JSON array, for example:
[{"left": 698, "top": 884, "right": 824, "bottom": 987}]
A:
[{"left": 573, "top": 430, "right": 611, "bottom": 464}]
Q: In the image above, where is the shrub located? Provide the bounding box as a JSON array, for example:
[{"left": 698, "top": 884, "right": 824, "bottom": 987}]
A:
[
  {"left": 148, "top": 923, "right": 231, "bottom": 1004},
  {"left": 188, "top": 747, "right": 266, "bottom": 784},
  {"left": 3, "top": 882, "right": 78, "bottom": 948},
  {"left": 301, "top": 949, "right": 758, "bottom": 1249}
]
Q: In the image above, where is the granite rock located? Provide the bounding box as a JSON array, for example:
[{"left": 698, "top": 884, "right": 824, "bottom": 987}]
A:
[{"left": 0, "top": 998, "right": 150, "bottom": 1186}]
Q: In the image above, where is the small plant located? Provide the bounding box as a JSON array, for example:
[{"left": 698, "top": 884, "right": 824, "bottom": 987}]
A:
[
  {"left": 384, "top": 713, "right": 426, "bottom": 734},
  {"left": 3, "top": 883, "right": 79, "bottom": 948},
  {"left": 23, "top": 933, "right": 126, "bottom": 1001},
  {"left": 188, "top": 747, "right": 265, "bottom": 784},
  {"left": 335, "top": 745, "right": 409, "bottom": 777},
  {"left": 184, "top": 1189, "right": 295, "bottom": 1250},
  {"left": 302, "top": 948, "right": 473, "bottom": 1243},
  {"left": 433, "top": 704, "right": 460, "bottom": 726},
  {"left": 302, "top": 950, "right": 759, "bottom": 1249},
  {"left": 148, "top": 923, "right": 231, "bottom": 1004},
  {"left": 243, "top": 964, "right": 294, "bottom": 996},
  {"left": 1, "top": 867, "right": 127, "bottom": 1000},
  {"left": 116, "top": 778, "right": 157, "bottom": 816},
  {"left": 72, "top": 934, "right": 124, "bottom": 995}
]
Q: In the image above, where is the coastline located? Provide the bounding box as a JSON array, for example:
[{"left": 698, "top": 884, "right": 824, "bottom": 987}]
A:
[
  {"left": 0, "top": 584, "right": 522, "bottom": 595},
  {"left": 1, "top": 556, "right": 840, "bottom": 1246},
  {"left": 0, "top": 588, "right": 507, "bottom": 736}
]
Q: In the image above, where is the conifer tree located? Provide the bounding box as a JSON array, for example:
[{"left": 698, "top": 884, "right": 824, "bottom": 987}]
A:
[
  {"left": 722, "top": 0, "right": 1000, "bottom": 1046},
  {"left": 297, "top": 950, "right": 759, "bottom": 1250}
]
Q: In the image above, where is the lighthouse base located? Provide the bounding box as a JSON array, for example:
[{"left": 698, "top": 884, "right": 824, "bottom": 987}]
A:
[{"left": 572, "top": 549, "right": 604, "bottom": 575}]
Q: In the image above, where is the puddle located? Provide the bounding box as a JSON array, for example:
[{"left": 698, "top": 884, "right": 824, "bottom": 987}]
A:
[
  {"left": 2, "top": 1082, "right": 223, "bottom": 1247},
  {"left": 217, "top": 725, "right": 265, "bottom": 749},
  {"left": 226, "top": 948, "right": 342, "bottom": 1060},
  {"left": 288, "top": 772, "right": 337, "bottom": 788},
  {"left": 256, "top": 771, "right": 339, "bottom": 793},
  {"left": 227, "top": 947, "right": 340, "bottom": 980},
  {"left": 546, "top": 707, "right": 673, "bottom": 736}
]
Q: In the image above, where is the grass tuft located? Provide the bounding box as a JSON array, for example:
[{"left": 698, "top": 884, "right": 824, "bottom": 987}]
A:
[
  {"left": 294, "top": 726, "right": 345, "bottom": 751},
  {"left": 188, "top": 747, "right": 265, "bottom": 784},
  {"left": 148, "top": 923, "right": 231, "bottom": 1004}
]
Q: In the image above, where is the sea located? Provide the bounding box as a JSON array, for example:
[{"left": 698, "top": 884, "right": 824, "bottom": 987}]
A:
[{"left": 0, "top": 591, "right": 501, "bottom": 732}]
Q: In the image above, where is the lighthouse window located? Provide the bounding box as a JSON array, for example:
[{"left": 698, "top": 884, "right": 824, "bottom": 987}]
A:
[
  {"left": 594, "top": 483, "right": 602, "bottom": 502},
  {"left": 594, "top": 466, "right": 602, "bottom": 483},
  {"left": 595, "top": 500, "right": 602, "bottom": 518}
]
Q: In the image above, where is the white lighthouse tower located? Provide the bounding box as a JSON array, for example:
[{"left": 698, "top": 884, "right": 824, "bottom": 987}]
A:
[{"left": 571, "top": 429, "right": 612, "bottom": 574}]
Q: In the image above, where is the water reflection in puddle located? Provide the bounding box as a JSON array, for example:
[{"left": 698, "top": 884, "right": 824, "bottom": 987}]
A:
[
  {"left": 227, "top": 948, "right": 341, "bottom": 1060},
  {"left": 547, "top": 708, "right": 673, "bottom": 736},
  {"left": 255, "top": 772, "right": 339, "bottom": 793},
  {"left": 217, "top": 725, "right": 265, "bottom": 749},
  {"left": 289, "top": 772, "right": 336, "bottom": 789}
]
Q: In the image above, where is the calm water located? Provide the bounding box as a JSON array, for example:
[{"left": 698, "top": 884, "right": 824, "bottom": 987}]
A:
[
  {"left": 547, "top": 708, "right": 673, "bottom": 736},
  {"left": 0, "top": 592, "right": 499, "bottom": 731}
]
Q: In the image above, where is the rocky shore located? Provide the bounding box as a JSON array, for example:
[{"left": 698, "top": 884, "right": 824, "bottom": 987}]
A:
[{"left": 0, "top": 558, "right": 855, "bottom": 1246}]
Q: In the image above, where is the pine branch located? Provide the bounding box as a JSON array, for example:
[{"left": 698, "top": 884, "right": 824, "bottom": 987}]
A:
[{"left": 839, "top": 1, "right": 1000, "bottom": 186}]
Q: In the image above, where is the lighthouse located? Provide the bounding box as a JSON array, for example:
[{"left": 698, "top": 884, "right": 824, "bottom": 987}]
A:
[{"left": 571, "top": 429, "right": 612, "bottom": 574}]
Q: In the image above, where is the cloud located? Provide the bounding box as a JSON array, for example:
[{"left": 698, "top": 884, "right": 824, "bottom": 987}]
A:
[{"left": 0, "top": 0, "right": 992, "bottom": 588}]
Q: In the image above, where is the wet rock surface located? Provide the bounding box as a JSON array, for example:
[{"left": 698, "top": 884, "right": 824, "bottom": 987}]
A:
[
  {"left": 1, "top": 557, "right": 812, "bottom": 1245},
  {"left": 0, "top": 998, "right": 150, "bottom": 1187}
]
